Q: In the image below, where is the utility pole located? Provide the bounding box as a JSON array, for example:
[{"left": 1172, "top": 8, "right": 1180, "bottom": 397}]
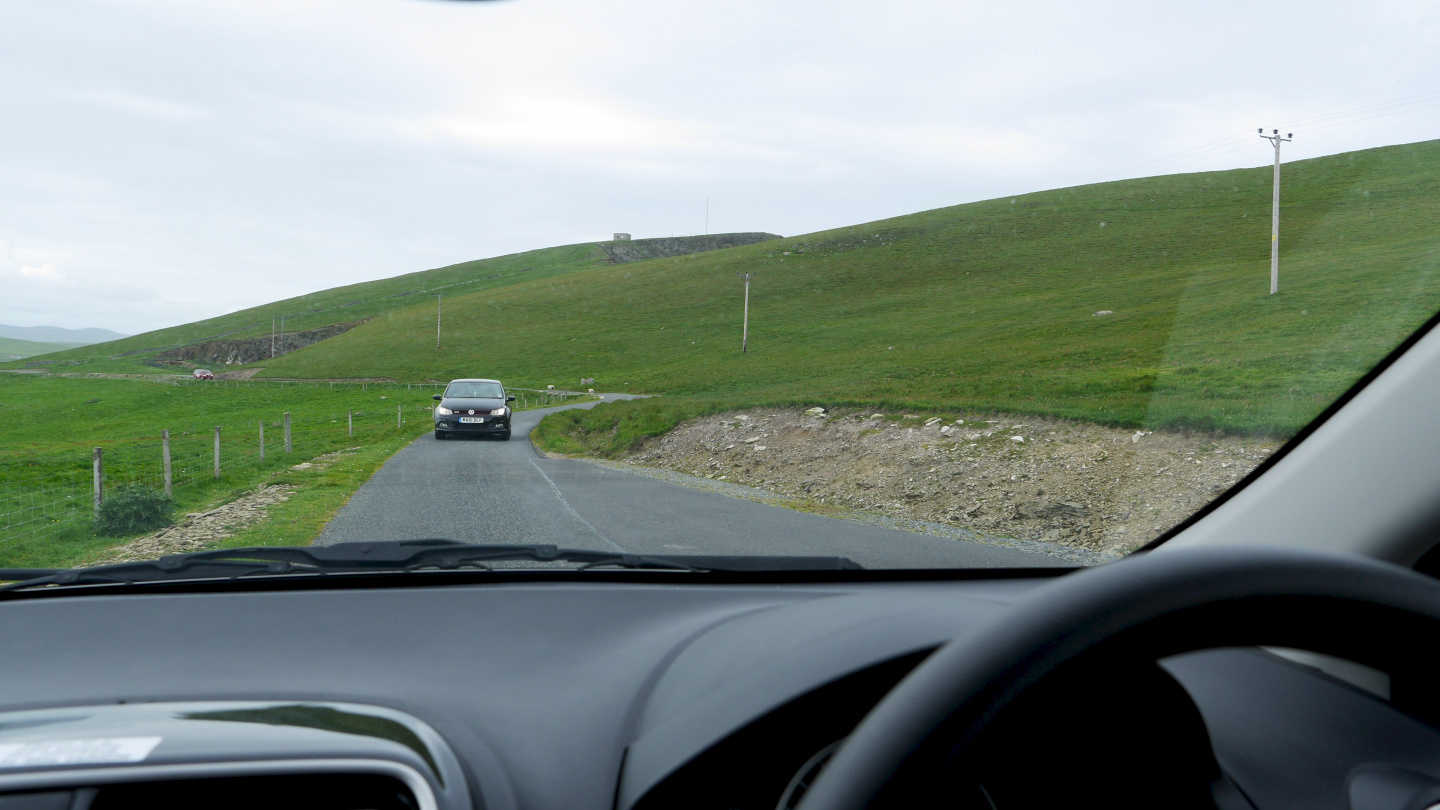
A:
[
  {"left": 279, "top": 316, "right": 285, "bottom": 355},
  {"left": 162, "top": 429, "right": 172, "bottom": 496},
  {"left": 271, "top": 317, "right": 276, "bottom": 358},
  {"left": 740, "top": 271, "right": 751, "bottom": 353},
  {"left": 1259, "top": 128, "right": 1293, "bottom": 295},
  {"left": 436, "top": 294, "right": 443, "bottom": 349},
  {"left": 92, "top": 447, "right": 103, "bottom": 514}
]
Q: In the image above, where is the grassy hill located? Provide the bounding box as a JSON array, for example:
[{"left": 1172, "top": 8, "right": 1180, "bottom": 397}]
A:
[
  {"left": 1, "top": 241, "right": 618, "bottom": 374},
  {"left": 0, "top": 336, "right": 85, "bottom": 360},
  {"left": 241, "top": 139, "right": 1440, "bottom": 436},
  {"left": 12, "top": 139, "right": 1439, "bottom": 436}
]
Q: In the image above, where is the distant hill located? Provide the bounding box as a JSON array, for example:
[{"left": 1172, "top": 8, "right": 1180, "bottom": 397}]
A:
[
  {"left": 0, "top": 324, "right": 128, "bottom": 344},
  {"left": 1, "top": 234, "right": 774, "bottom": 374},
  {"left": 0, "top": 336, "right": 86, "bottom": 360}
]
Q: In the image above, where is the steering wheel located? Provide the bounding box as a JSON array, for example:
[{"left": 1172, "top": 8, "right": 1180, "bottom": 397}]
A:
[{"left": 796, "top": 546, "right": 1440, "bottom": 809}]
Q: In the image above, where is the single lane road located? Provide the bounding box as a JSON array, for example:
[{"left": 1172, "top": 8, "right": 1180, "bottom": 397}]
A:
[{"left": 316, "top": 396, "right": 1069, "bottom": 568}]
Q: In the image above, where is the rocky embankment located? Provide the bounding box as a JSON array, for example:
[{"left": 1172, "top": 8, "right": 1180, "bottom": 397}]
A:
[
  {"left": 625, "top": 409, "right": 1281, "bottom": 554},
  {"left": 156, "top": 319, "right": 367, "bottom": 367}
]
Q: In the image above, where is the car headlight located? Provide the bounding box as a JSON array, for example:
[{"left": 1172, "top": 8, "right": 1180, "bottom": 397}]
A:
[
  {"left": 435, "top": 406, "right": 453, "bottom": 415},
  {"left": 491, "top": 407, "right": 508, "bottom": 416}
]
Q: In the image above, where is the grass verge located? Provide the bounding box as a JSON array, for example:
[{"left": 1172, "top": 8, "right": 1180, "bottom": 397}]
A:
[
  {"left": 533, "top": 397, "right": 728, "bottom": 457},
  {"left": 210, "top": 432, "right": 421, "bottom": 551}
]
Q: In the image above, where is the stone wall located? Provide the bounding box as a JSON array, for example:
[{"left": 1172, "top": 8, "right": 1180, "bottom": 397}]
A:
[{"left": 598, "top": 232, "right": 781, "bottom": 264}]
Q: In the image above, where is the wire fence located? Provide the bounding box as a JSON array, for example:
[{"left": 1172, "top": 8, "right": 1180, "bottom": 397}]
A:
[{"left": 0, "top": 381, "right": 591, "bottom": 562}]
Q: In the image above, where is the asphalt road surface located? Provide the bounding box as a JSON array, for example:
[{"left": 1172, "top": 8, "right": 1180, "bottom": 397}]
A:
[{"left": 316, "top": 396, "right": 1069, "bottom": 568}]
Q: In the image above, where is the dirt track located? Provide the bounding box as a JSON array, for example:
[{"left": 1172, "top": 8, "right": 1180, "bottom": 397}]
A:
[{"left": 625, "top": 409, "right": 1281, "bottom": 554}]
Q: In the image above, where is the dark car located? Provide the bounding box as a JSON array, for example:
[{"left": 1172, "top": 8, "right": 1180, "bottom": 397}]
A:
[{"left": 432, "top": 378, "right": 515, "bottom": 440}]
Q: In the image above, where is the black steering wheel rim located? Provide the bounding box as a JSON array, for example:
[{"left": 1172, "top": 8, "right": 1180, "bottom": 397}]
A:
[{"left": 796, "top": 546, "right": 1440, "bottom": 810}]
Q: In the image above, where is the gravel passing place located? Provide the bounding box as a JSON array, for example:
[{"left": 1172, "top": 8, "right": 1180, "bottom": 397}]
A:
[{"left": 625, "top": 408, "right": 1282, "bottom": 555}]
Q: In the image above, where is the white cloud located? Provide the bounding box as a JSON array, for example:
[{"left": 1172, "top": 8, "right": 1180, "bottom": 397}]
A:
[
  {"left": 0, "top": 0, "right": 1437, "bottom": 334},
  {"left": 16, "top": 264, "right": 62, "bottom": 280}
]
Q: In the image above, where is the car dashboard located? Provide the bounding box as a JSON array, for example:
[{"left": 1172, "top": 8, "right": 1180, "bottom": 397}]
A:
[{"left": 0, "top": 573, "right": 1437, "bottom": 810}]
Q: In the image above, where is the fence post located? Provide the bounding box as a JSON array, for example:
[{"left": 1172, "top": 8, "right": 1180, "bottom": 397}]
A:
[
  {"left": 284, "top": 412, "right": 292, "bottom": 452},
  {"left": 92, "top": 447, "right": 103, "bottom": 515},
  {"left": 213, "top": 425, "right": 222, "bottom": 479},
  {"left": 348, "top": 410, "right": 353, "bottom": 438},
  {"left": 162, "top": 430, "right": 172, "bottom": 497},
  {"left": 259, "top": 421, "right": 265, "bottom": 462},
  {"left": 397, "top": 404, "right": 402, "bottom": 429}
]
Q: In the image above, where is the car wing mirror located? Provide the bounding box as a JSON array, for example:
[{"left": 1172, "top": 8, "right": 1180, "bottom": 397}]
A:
[
  {"left": 433, "top": 394, "right": 443, "bottom": 401},
  {"left": 507, "top": 395, "right": 516, "bottom": 402}
]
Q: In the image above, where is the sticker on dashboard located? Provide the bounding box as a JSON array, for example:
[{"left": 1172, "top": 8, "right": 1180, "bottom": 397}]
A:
[{"left": 0, "top": 737, "right": 163, "bottom": 768}]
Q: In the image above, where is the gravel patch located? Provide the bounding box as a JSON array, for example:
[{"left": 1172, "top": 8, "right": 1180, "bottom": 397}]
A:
[
  {"left": 623, "top": 408, "right": 1282, "bottom": 556},
  {"left": 581, "top": 458, "right": 1117, "bottom": 566}
]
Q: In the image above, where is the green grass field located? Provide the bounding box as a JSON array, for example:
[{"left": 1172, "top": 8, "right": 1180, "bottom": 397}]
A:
[
  {"left": 243, "top": 139, "right": 1440, "bottom": 436},
  {"left": 0, "top": 375, "right": 580, "bottom": 569}
]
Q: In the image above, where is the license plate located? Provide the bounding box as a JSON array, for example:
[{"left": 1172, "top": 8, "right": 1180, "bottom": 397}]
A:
[{"left": 459, "top": 417, "right": 486, "bottom": 424}]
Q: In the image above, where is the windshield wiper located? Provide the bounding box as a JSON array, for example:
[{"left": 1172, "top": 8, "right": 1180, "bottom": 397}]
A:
[{"left": 0, "top": 540, "right": 862, "bottom": 591}]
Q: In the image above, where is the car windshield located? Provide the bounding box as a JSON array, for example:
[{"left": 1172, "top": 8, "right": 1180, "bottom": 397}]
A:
[
  {"left": 1, "top": 1, "right": 1438, "bottom": 580},
  {"left": 447, "top": 383, "right": 504, "bottom": 399}
]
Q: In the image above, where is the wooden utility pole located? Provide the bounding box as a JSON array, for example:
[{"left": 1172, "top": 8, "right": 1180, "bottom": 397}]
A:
[
  {"left": 162, "top": 429, "right": 172, "bottom": 496},
  {"left": 284, "top": 412, "right": 292, "bottom": 453},
  {"left": 436, "top": 294, "right": 443, "bottom": 349},
  {"left": 92, "top": 447, "right": 103, "bottom": 514},
  {"left": 348, "top": 410, "right": 353, "bottom": 438},
  {"left": 258, "top": 421, "right": 265, "bottom": 462},
  {"left": 213, "top": 426, "right": 222, "bottom": 479}
]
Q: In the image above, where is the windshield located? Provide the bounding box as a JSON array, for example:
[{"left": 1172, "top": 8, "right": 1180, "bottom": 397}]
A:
[
  {"left": 446, "top": 382, "right": 504, "bottom": 400},
  {"left": 2, "top": 1, "right": 1438, "bottom": 580}
]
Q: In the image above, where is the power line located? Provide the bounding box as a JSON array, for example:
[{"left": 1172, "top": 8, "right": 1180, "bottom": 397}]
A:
[
  {"left": 1293, "top": 99, "right": 1440, "bottom": 136},
  {"left": 1094, "top": 89, "right": 1440, "bottom": 184},
  {"left": 1277, "top": 89, "right": 1440, "bottom": 130}
]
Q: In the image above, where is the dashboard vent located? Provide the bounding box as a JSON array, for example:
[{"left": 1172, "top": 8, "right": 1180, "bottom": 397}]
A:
[{"left": 0, "top": 773, "right": 418, "bottom": 810}]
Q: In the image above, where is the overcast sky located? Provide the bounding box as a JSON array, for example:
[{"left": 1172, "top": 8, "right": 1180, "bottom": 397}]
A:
[{"left": 2, "top": 0, "right": 1437, "bottom": 335}]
